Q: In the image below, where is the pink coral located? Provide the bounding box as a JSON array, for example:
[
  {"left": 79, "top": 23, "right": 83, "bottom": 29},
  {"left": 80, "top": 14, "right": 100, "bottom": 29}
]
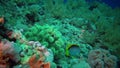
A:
[
  {"left": 0, "top": 40, "right": 18, "bottom": 68},
  {"left": 88, "top": 49, "right": 117, "bottom": 68}
]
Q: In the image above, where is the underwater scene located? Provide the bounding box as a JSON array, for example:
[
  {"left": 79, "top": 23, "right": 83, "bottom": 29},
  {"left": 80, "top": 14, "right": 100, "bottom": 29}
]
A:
[{"left": 0, "top": 0, "right": 120, "bottom": 68}]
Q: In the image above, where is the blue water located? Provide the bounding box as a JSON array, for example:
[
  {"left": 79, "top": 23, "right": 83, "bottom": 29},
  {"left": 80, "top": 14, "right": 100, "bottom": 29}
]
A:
[
  {"left": 101, "top": 0, "right": 120, "bottom": 8},
  {"left": 86, "top": 0, "right": 120, "bottom": 8},
  {"left": 64, "top": 0, "right": 120, "bottom": 8}
]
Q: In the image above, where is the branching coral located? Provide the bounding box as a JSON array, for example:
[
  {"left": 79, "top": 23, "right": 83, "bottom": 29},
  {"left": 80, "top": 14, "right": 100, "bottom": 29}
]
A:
[{"left": 88, "top": 49, "right": 117, "bottom": 68}]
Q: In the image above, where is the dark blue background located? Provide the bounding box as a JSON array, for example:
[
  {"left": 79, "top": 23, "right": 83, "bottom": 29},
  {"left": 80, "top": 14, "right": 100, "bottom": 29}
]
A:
[
  {"left": 64, "top": 0, "right": 120, "bottom": 8},
  {"left": 101, "top": 0, "right": 120, "bottom": 8},
  {"left": 86, "top": 0, "right": 120, "bottom": 8}
]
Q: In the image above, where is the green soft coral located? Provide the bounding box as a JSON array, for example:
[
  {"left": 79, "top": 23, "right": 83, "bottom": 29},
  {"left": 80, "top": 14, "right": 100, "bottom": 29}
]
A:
[{"left": 24, "top": 24, "right": 65, "bottom": 59}]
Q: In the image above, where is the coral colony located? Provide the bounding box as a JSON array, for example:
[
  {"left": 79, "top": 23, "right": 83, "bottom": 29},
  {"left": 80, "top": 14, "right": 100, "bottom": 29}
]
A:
[{"left": 0, "top": 0, "right": 120, "bottom": 68}]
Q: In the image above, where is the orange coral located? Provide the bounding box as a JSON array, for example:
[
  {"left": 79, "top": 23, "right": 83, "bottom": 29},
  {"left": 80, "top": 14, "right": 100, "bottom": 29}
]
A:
[
  {"left": 28, "top": 54, "right": 50, "bottom": 68},
  {"left": 43, "top": 62, "right": 50, "bottom": 68},
  {"left": 0, "top": 17, "right": 4, "bottom": 24}
]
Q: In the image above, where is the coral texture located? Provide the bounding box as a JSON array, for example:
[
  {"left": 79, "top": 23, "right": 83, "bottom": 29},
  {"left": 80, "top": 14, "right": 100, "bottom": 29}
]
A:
[
  {"left": 28, "top": 54, "right": 50, "bottom": 68},
  {"left": 24, "top": 24, "right": 65, "bottom": 59},
  {"left": 0, "top": 40, "right": 19, "bottom": 68},
  {"left": 88, "top": 49, "right": 117, "bottom": 68}
]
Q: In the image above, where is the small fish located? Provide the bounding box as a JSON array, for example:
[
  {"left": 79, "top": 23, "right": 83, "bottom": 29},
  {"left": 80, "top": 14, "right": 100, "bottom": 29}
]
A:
[{"left": 69, "top": 45, "right": 80, "bottom": 57}]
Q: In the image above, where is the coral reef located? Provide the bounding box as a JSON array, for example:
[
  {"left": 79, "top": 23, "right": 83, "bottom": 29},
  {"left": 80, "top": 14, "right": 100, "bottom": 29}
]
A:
[
  {"left": 0, "top": 0, "right": 120, "bottom": 68},
  {"left": 0, "top": 38, "right": 53, "bottom": 68},
  {"left": 88, "top": 49, "right": 117, "bottom": 68}
]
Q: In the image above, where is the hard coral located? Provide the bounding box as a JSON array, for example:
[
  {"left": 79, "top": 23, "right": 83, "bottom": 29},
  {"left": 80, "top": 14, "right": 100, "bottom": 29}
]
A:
[
  {"left": 0, "top": 41, "right": 7, "bottom": 68},
  {"left": 0, "top": 39, "right": 19, "bottom": 68},
  {"left": 88, "top": 49, "right": 117, "bottom": 68},
  {"left": 28, "top": 54, "right": 50, "bottom": 68},
  {"left": 0, "top": 40, "right": 13, "bottom": 68}
]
